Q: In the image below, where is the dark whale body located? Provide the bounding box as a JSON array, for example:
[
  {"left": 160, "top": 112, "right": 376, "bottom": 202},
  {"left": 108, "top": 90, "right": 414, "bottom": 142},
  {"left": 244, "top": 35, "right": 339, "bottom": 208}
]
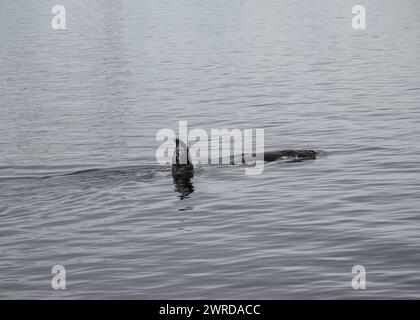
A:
[
  {"left": 171, "top": 138, "right": 316, "bottom": 199},
  {"left": 172, "top": 139, "right": 316, "bottom": 175},
  {"left": 258, "top": 149, "right": 316, "bottom": 162}
]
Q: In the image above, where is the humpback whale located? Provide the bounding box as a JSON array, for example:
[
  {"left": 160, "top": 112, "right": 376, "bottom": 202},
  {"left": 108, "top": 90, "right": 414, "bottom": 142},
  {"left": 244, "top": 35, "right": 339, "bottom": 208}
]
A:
[{"left": 172, "top": 138, "right": 316, "bottom": 175}]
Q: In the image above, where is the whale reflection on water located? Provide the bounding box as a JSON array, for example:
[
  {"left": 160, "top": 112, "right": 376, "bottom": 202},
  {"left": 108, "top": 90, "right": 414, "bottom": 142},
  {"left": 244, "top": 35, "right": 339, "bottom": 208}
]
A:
[{"left": 172, "top": 169, "right": 194, "bottom": 200}]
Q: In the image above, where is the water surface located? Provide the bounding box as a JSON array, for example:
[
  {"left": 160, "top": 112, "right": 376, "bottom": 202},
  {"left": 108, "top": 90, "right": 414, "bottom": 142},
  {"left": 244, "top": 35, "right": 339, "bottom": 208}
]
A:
[{"left": 1, "top": 0, "right": 420, "bottom": 298}]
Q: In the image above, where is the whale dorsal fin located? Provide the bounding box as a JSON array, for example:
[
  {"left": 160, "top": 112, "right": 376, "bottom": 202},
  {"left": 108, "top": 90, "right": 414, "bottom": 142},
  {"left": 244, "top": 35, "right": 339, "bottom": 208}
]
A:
[{"left": 172, "top": 139, "right": 193, "bottom": 173}]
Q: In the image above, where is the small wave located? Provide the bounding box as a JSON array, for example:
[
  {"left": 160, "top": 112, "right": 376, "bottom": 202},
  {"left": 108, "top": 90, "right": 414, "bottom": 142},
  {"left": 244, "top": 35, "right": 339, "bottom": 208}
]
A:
[{"left": 0, "top": 165, "right": 172, "bottom": 183}]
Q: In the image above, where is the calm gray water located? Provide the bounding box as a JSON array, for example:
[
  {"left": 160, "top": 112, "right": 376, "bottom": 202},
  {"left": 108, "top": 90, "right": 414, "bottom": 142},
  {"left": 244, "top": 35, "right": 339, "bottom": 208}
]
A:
[{"left": 1, "top": 0, "right": 420, "bottom": 299}]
